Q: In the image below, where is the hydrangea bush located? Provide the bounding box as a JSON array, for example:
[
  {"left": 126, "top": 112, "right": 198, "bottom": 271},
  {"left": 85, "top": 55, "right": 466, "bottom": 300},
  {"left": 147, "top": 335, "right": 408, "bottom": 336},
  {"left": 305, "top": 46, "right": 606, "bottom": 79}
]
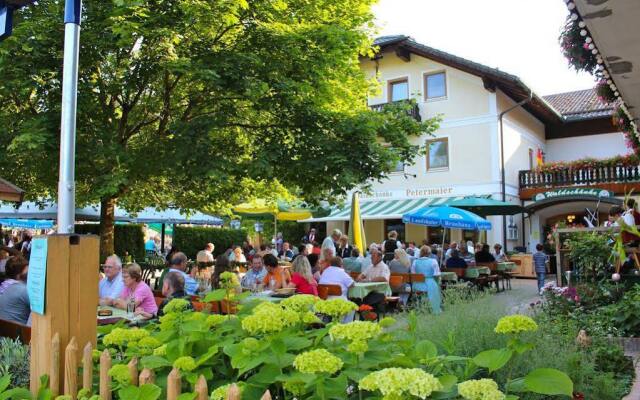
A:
[{"left": 39, "top": 296, "right": 573, "bottom": 399}]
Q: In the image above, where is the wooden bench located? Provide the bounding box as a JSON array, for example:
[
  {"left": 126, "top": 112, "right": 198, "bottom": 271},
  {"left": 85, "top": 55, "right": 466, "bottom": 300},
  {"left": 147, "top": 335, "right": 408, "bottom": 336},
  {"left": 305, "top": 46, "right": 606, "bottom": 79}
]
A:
[
  {"left": 318, "top": 284, "right": 342, "bottom": 300},
  {"left": 0, "top": 318, "right": 31, "bottom": 344},
  {"left": 476, "top": 262, "right": 504, "bottom": 292}
]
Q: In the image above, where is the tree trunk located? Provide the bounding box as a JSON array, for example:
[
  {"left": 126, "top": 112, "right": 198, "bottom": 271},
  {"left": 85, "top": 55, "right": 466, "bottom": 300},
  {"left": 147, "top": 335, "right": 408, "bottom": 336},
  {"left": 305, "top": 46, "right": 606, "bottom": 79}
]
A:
[{"left": 99, "top": 196, "right": 117, "bottom": 262}]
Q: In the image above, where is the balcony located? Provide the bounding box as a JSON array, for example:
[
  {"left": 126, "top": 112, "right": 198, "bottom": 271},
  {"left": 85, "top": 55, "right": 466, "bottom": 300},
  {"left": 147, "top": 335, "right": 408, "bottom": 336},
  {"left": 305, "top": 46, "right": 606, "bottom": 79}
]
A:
[
  {"left": 519, "top": 164, "right": 640, "bottom": 199},
  {"left": 369, "top": 100, "right": 421, "bottom": 122}
]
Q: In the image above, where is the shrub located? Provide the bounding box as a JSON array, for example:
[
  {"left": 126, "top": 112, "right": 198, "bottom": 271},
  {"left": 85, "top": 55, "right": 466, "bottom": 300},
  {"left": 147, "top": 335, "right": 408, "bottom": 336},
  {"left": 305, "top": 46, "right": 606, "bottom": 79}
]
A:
[
  {"left": 172, "top": 226, "right": 247, "bottom": 258},
  {"left": 75, "top": 224, "right": 146, "bottom": 261},
  {"left": 0, "top": 338, "right": 29, "bottom": 389}
]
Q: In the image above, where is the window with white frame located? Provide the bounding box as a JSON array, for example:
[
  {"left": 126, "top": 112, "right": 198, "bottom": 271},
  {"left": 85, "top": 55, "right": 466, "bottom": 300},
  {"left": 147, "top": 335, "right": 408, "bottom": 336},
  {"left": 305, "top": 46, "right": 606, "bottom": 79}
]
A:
[
  {"left": 388, "top": 78, "right": 409, "bottom": 102},
  {"left": 426, "top": 138, "right": 449, "bottom": 170},
  {"left": 424, "top": 72, "right": 446, "bottom": 100}
]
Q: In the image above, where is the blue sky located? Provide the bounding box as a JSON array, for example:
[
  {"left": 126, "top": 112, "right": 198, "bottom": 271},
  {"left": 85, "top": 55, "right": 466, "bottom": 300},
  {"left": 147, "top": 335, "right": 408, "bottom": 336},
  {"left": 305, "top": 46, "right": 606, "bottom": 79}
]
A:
[{"left": 373, "top": 0, "right": 595, "bottom": 95}]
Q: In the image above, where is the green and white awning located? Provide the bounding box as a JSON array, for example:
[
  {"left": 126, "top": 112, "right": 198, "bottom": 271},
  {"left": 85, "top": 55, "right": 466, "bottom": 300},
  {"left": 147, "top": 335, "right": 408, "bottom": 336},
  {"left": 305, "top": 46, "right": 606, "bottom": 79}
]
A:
[{"left": 302, "top": 196, "right": 467, "bottom": 222}]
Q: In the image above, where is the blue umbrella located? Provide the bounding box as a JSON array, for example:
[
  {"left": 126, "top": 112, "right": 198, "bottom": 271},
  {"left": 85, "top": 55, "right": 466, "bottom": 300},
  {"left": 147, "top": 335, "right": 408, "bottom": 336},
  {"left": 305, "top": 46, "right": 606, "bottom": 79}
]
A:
[
  {"left": 0, "top": 218, "right": 54, "bottom": 229},
  {"left": 402, "top": 206, "right": 492, "bottom": 230}
]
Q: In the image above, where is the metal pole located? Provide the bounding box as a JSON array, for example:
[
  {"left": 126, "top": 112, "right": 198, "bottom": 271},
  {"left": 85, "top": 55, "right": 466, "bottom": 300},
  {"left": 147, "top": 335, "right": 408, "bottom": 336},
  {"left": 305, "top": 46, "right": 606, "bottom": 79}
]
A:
[
  {"left": 160, "top": 223, "right": 166, "bottom": 254},
  {"left": 56, "top": 0, "right": 82, "bottom": 234}
]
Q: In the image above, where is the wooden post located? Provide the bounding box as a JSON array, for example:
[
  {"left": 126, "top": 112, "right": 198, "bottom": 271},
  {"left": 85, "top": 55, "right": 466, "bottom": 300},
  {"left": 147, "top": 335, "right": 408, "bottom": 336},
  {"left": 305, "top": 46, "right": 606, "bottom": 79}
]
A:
[
  {"left": 128, "top": 358, "right": 139, "bottom": 387},
  {"left": 554, "top": 231, "right": 562, "bottom": 286},
  {"left": 226, "top": 384, "right": 241, "bottom": 400},
  {"left": 194, "top": 375, "right": 208, "bottom": 400},
  {"left": 82, "top": 342, "right": 93, "bottom": 392},
  {"left": 139, "top": 368, "right": 155, "bottom": 385},
  {"left": 99, "top": 350, "right": 112, "bottom": 400},
  {"left": 64, "top": 337, "right": 78, "bottom": 398},
  {"left": 166, "top": 368, "right": 181, "bottom": 400},
  {"left": 50, "top": 333, "right": 61, "bottom": 397},
  {"left": 30, "top": 235, "right": 99, "bottom": 395}
]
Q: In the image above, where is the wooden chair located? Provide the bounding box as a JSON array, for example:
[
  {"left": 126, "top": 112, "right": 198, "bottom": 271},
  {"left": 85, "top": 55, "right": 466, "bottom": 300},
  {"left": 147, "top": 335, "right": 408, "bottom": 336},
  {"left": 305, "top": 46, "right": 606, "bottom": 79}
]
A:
[
  {"left": 0, "top": 318, "right": 31, "bottom": 344},
  {"left": 154, "top": 296, "right": 165, "bottom": 308},
  {"left": 477, "top": 262, "right": 503, "bottom": 291},
  {"left": 317, "top": 284, "right": 342, "bottom": 300}
]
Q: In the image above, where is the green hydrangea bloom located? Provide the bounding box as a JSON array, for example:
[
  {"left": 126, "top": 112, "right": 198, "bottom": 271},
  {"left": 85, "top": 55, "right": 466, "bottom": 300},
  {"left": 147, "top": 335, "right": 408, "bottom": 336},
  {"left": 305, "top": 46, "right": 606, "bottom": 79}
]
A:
[
  {"left": 293, "top": 349, "right": 343, "bottom": 374},
  {"left": 108, "top": 364, "right": 131, "bottom": 385},
  {"left": 313, "top": 298, "right": 358, "bottom": 319},
  {"left": 163, "top": 298, "right": 190, "bottom": 314},
  {"left": 281, "top": 294, "right": 320, "bottom": 313},
  {"left": 137, "top": 336, "right": 162, "bottom": 353},
  {"left": 329, "top": 321, "right": 381, "bottom": 343},
  {"left": 220, "top": 271, "right": 240, "bottom": 292},
  {"left": 494, "top": 315, "right": 538, "bottom": 335},
  {"left": 55, "top": 396, "right": 72, "bottom": 400},
  {"left": 206, "top": 314, "right": 227, "bottom": 328},
  {"left": 302, "top": 311, "right": 321, "bottom": 325},
  {"left": 359, "top": 368, "right": 442, "bottom": 400},
  {"left": 159, "top": 312, "right": 179, "bottom": 331},
  {"left": 91, "top": 349, "right": 101, "bottom": 362},
  {"left": 347, "top": 340, "right": 369, "bottom": 354},
  {"left": 173, "top": 356, "right": 197, "bottom": 372},
  {"left": 241, "top": 303, "right": 300, "bottom": 334},
  {"left": 458, "top": 379, "right": 505, "bottom": 400},
  {"left": 152, "top": 344, "right": 167, "bottom": 356},
  {"left": 283, "top": 380, "right": 306, "bottom": 396},
  {"left": 103, "top": 327, "right": 149, "bottom": 347},
  {"left": 210, "top": 383, "right": 242, "bottom": 400},
  {"left": 241, "top": 337, "right": 260, "bottom": 353}
]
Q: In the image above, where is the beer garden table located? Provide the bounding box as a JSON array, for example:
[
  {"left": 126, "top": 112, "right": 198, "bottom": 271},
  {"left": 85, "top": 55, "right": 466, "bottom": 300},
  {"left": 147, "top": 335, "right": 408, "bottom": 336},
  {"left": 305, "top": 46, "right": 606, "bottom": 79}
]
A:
[
  {"left": 440, "top": 271, "right": 458, "bottom": 282},
  {"left": 497, "top": 262, "right": 516, "bottom": 271},
  {"left": 347, "top": 282, "right": 392, "bottom": 299}
]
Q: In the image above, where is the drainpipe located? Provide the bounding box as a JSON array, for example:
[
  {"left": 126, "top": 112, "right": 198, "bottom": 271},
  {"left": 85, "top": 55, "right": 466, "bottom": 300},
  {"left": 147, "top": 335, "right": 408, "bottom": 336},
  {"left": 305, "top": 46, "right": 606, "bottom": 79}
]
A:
[{"left": 498, "top": 90, "right": 533, "bottom": 250}]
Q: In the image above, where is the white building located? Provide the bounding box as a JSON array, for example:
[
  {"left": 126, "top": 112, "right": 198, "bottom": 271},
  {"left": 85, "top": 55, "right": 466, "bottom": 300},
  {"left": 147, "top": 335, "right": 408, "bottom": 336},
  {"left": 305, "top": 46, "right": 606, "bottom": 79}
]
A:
[{"left": 307, "top": 36, "right": 628, "bottom": 251}]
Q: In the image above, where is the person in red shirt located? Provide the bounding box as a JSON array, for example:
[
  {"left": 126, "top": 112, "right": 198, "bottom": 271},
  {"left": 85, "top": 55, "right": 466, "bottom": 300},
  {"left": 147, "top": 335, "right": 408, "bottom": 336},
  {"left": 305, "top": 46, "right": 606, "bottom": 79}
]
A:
[
  {"left": 622, "top": 199, "right": 640, "bottom": 244},
  {"left": 287, "top": 255, "right": 318, "bottom": 296}
]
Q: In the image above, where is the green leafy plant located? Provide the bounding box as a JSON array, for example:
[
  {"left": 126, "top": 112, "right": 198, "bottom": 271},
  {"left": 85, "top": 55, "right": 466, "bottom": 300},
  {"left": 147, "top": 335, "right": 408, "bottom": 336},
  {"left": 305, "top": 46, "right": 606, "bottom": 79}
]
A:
[
  {"left": 172, "top": 226, "right": 247, "bottom": 258},
  {"left": 566, "top": 232, "right": 612, "bottom": 281},
  {"left": 0, "top": 338, "right": 30, "bottom": 390}
]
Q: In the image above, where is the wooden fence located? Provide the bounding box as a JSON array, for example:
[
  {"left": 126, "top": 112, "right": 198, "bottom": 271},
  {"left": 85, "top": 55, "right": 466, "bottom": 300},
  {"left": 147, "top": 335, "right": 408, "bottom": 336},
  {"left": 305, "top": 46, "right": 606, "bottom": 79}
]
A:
[{"left": 52, "top": 334, "right": 272, "bottom": 400}]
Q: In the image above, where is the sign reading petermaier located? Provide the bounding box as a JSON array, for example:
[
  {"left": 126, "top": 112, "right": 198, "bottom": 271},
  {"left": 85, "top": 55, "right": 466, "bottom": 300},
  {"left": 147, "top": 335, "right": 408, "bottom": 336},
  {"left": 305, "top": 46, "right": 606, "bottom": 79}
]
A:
[{"left": 533, "top": 188, "right": 613, "bottom": 202}]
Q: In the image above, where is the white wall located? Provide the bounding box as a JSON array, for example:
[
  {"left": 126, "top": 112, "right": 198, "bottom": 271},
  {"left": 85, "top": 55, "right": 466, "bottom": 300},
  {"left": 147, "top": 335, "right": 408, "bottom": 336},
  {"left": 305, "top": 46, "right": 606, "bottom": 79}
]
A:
[{"left": 546, "top": 132, "right": 629, "bottom": 162}]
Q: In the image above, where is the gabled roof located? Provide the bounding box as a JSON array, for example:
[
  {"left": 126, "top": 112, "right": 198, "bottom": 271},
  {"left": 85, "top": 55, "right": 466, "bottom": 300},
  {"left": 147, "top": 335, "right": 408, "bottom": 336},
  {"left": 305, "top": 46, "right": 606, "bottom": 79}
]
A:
[
  {"left": 543, "top": 89, "right": 614, "bottom": 122},
  {"left": 0, "top": 177, "right": 24, "bottom": 203},
  {"left": 371, "top": 35, "right": 564, "bottom": 125}
]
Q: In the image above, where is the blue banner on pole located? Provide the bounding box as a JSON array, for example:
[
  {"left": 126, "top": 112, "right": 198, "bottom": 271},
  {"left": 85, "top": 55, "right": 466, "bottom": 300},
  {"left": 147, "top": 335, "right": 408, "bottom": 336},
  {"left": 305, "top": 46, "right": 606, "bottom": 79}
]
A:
[{"left": 64, "top": 0, "right": 81, "bottom": 25}]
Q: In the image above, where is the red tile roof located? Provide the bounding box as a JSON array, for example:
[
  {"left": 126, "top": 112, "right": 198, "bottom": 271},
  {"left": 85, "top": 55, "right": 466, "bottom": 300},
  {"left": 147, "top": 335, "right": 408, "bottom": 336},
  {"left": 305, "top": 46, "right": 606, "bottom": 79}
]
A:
[{"left": 543, "top": 89, "right": 613, "bottom": 121}]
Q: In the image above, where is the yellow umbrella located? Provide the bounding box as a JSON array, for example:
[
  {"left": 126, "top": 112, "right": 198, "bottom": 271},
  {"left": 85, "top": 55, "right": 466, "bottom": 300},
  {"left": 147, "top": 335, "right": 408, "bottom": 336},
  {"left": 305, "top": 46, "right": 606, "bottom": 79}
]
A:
[{"left": 349, "top": 192, "right": 366, "bottom": 254}]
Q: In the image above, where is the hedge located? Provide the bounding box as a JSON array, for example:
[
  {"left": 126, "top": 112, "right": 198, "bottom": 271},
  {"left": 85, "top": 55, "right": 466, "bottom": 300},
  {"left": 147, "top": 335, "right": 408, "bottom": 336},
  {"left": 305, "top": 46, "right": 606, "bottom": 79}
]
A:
[
  {"left": 74, "top": 223, "right": 145, "bottom": 261},
  {"left": 172, "top": 226, "right": 247, "bottom": 258}
]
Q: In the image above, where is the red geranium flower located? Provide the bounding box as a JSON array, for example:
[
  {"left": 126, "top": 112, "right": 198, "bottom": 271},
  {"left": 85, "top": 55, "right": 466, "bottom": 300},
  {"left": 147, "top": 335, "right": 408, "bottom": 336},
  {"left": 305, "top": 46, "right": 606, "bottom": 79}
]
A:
[{"left": 359, "top": 304, "right": 373, "bottom": 312}]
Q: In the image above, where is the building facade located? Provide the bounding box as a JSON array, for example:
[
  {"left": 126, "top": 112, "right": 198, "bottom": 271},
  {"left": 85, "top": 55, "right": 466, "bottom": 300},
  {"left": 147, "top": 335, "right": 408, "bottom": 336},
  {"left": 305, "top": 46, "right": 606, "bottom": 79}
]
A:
[{"left": 307, "top": 35, "right": 630, "bottom": 251}]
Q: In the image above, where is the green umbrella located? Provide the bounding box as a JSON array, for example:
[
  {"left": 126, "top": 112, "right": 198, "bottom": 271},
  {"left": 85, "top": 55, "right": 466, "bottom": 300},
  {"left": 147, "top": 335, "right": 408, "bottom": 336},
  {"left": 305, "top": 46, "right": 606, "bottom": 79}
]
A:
[{"left": 438, "top": 197, "right": 526, "bottom": 217}]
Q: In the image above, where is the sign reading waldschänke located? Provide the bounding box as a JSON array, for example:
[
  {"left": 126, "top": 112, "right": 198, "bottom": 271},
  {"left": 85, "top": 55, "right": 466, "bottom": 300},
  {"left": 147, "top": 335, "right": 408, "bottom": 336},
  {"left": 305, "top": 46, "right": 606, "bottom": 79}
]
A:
[{"left": 533, "top": 188, "right": 613, "bottom": 202}]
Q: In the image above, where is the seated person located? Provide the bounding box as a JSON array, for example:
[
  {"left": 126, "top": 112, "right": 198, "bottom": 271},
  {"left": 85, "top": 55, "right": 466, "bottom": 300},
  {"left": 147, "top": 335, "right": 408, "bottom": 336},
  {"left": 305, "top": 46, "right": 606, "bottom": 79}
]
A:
[
  {"left": 196, "top": 243, "right": 215, "bottom": 263},
  {"left": 388, "top": 248, "right": 411, "bottom": 273},
  {"left": 357, "top": 250, "right": 390, "bottom": 283},
  {"left": 343, "top": 248, "right": 364, "bottom": 273},
  {"left": 445, "top": 250, "right": 468, "bottom": 269},
  {"left": 168, "top": 252, "right": 198, "bottom": 295},
  {"left": 114, "top": 263, "right": 158, "bottom": 318},
  {"left": 459, "top": 246, "right": 475, "bottom": 266},
  {"left": 0, "top": 256, "right": 30, "bottom": 326},
  {"left": 278, "top": 242, "right": 294, "bottom": 262},
  {"left": 241, "top": 255, "right": 267, "bottom": 289},
  {"left": 99, "top": 255, "right": 124, "bottom": 306},
  {"left": 228, "top": 246, "right": 247, "bottom": 263},
  {"left": 475, "top": 244, "right": 496, "bottom": 263},
  {"left": 154, "top": 271, "right": 193, "bottom": 318},
  {"left": 493, "top": 244, "right": 508, "bottom": 262},
  {"left": 286, "top": 256, "right": 318, "bottom": 295},
  {"left": 319, "top": 257, "right": 354, "bottom": 299},
  {"left": 262, "top": 254, "right": 291, "bottom": 290}
]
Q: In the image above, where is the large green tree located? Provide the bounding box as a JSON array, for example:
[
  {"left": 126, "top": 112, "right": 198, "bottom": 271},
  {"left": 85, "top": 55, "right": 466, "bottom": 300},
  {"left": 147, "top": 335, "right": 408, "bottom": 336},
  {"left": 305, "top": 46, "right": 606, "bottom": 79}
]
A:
[{"left": 0, "top": 0, "right": 438, "bottom": 258}]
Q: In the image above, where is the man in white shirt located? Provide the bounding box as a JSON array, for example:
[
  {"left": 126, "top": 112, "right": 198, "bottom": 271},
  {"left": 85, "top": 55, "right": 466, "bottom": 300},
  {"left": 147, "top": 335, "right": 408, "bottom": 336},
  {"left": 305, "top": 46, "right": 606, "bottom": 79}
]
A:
[
  {"left": 99, "top": 255, "right": 124, "bottom": 306},
  {"left": 444, "top": 242, "right": 457, "bottom": 260},
  {"left": 196, "top": 243, "right": 215, "bottom": 263},
  {"left": 320, "top": 229, "right": 342, "bottom": 261},
  {"left": 319, "top": 257, "right": 354, "bottom": 298},
  {"left": 357, "top": 249, "right": 390, "bottom": 283}
]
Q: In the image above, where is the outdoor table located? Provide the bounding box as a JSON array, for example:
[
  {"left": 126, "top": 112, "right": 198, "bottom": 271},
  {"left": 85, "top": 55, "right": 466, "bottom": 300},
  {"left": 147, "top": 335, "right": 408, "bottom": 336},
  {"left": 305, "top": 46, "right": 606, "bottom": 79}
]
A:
[
  {"left": 476, "top": 267, "right": 491, "bottom": 275},
  {"left": 464, "top": 268, "right": 481, "bottom": 279},
  {"left": 497, "top": 262, "right": 516, "bottom": 271},
  {"left": 97, "top": 306, "right": 144, "bottom": 325},
  {"left": 440, "top": 271, "right": 458, "bottom": 282},
  {"left": 243, "top": 292, "right": 284, "bottom": 303},
  {"left": 348, "top": 282, "right": 392, "bottom": 299}
]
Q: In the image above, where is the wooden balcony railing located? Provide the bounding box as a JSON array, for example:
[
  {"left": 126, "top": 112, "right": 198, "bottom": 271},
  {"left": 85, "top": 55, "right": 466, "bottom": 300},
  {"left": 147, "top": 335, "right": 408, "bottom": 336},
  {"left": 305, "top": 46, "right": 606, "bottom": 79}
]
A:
[
  {"left": 369, "top": 100, "right": 421, "bottom": 122},
  {"left": 519, "top": 165, "right": 640, "bottom": 190}
]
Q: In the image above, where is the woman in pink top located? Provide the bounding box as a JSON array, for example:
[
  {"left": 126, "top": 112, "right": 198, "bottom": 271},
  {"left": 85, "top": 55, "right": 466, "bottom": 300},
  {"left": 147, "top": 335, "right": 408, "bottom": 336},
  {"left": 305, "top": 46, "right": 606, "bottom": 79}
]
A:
[{"left": 115, "top": 263, "right": 158, "bottom": 318}]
